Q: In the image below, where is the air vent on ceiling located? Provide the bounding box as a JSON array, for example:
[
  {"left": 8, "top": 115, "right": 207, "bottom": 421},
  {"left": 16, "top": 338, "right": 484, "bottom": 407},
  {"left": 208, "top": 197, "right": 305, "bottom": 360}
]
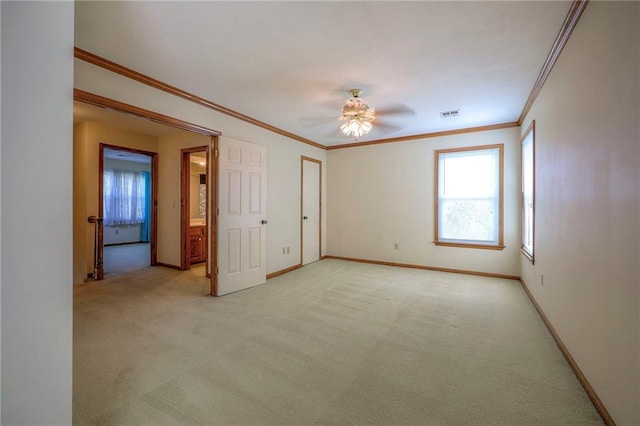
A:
[{"left": 440, "top": 109, "right": 460, "bottom": 118}]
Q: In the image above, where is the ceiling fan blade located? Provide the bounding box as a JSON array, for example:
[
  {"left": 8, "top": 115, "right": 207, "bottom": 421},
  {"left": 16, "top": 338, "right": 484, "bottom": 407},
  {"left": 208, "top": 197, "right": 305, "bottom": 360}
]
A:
[
  {"left": 299, "top": 116, "right": 336, "bottom": 128},
  {"left": 373, "top": 118, "right": 403, "bottom": 134},
  {"left": 326, "top": 128, "right": 345, "bottom": 138},
  {"left": 375, "top": 103, "right": 416, "bottom": 117},
  {"left": 319, "top": 99, "right": 345, "bottom": 111}
]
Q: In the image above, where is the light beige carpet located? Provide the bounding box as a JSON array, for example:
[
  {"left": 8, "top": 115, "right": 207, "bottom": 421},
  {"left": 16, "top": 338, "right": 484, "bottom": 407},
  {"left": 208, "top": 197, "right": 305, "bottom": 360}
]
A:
[
  {"left": 103, "top": 243, "right": 151, "bottom": 277},
  {"left": 73, "top": 259, "right": 602, "bottom": 425}
]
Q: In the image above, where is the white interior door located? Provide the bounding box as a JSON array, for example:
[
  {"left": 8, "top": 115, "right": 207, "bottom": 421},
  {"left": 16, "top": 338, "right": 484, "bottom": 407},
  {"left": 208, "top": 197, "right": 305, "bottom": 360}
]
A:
[
  {"left": 217, "top": 138, "right": 267, "bottom": 296},
  {"left": 302, "top": 157, "right": 321, "bottom": 265}
]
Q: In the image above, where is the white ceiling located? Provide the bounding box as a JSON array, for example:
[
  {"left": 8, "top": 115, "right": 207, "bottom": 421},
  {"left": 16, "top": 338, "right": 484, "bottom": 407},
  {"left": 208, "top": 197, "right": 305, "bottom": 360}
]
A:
[{"left": 74, "top": 1, "right": 572, "bottom": 147}]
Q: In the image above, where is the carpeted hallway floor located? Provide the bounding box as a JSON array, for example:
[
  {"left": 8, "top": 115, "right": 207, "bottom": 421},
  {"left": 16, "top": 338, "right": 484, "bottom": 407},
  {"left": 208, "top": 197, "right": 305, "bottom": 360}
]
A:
[
  {"left": 103, "top": 243, "right": 151, "bottom": 277},
  {"left": 73, "top": 259, "right": 602, "bottom": 425}
]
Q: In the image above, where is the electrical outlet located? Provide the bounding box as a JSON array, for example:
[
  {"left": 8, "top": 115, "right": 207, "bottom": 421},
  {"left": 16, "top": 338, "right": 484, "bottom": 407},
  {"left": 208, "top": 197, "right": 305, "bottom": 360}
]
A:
[
  {"left": 286, "top": 247, "right": 290, "bottom": 254},
  {"left": 282, "top": 247, "right": 285, "bottom": 254},
  {"left": 541, "top": 274, "right": 544, "bottom": 286},
  {"left": 394, "top": 243, "right": 399, "bottom": 250}
]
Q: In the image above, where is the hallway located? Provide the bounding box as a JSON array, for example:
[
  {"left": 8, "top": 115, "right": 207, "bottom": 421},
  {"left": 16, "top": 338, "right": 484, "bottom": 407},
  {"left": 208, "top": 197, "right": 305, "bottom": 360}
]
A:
[{"left": 104, "top": 243, "right": 151, "bottom": 277}]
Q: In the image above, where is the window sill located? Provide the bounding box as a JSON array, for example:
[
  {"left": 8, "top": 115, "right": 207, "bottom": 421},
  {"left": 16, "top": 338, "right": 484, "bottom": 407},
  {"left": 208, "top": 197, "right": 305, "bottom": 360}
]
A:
[{"left": 434, "top": 241, "right": 506, "bottom": 251}]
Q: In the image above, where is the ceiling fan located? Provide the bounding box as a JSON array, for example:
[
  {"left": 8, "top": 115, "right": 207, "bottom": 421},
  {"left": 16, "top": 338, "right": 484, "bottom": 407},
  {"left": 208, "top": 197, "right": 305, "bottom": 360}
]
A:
[
  {"left": 336, "top": 88, "right": 415, "bottom": 140},
  {"left": 338, "top": 89, "right": 375, "bottom": 139},
  {"left": 299, "top": 88, "right": 415, "bottom": 140}
]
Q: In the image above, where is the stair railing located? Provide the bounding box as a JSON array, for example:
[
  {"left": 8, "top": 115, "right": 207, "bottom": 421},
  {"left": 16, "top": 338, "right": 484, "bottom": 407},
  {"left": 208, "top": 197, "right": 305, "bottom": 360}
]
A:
[{"left": 87, "top": 216, "right": 104, "bottom": 280}]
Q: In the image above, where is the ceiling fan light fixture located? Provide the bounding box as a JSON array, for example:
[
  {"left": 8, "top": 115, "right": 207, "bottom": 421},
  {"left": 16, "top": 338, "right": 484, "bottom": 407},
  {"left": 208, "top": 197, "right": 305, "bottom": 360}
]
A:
[
  {"left": 338, "top": 88, "right": 375, "bottom": 139},
  {"left": 339, "top": 118, "right": 373, "bottom": 138}
]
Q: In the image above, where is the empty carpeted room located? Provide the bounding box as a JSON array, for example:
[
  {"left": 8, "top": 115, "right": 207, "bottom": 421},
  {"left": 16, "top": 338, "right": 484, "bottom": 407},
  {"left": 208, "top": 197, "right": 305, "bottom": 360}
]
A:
[{"left": 1, "top": 1, "right": 638, "bottom": 425}]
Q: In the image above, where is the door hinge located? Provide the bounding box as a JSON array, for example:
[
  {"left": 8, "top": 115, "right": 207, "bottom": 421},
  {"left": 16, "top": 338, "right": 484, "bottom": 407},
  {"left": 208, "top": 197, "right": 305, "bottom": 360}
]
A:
[{"left": 215, "top": 266, "right": 219, "bottom": 274}]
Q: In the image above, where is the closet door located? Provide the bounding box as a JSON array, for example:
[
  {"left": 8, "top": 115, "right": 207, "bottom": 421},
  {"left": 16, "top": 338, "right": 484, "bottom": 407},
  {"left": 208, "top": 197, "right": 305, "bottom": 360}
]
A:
[{"left": 302, "top": 157, "right": 321, "bottom": 265}]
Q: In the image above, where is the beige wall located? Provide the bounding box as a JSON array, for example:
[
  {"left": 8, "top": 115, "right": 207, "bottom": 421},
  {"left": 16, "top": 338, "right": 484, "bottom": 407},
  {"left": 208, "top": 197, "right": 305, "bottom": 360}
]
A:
[
  {"left": 73, "top": 122, "right": 159, "bottom": 283},
  {"left": 327, "top": 127, "right": 521, "bottom": 277},
  {"left": 2, "top": 2, "right": 74, "bottom": 423},
  {"left": 520, "top": 2, "right": 639, "bottom": 424},
  {"left": 74, "top": 59, "right": 328, "bottom": 275},
  {"left": 73, "top": 123, "right": 90, "bottom": 284},
  {"left": 156, "top": 132, "right": 211, "bottom": 268}
]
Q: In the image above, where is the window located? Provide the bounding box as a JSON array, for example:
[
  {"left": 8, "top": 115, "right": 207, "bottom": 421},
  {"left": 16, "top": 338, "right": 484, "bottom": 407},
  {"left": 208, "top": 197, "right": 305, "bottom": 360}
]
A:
[
  {"left": 521, "top": 121, "right": 535, "bottom": 262},
  {"left": 435, "top": 144, "right": 504, "bottom": 249},
  {"left": 103, "top": 169, "right": 148, "bottom": 226}
]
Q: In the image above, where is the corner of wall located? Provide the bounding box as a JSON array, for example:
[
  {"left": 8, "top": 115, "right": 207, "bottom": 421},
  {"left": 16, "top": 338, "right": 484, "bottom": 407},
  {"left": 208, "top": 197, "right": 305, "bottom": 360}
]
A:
[
  {"left": 73, "top": 122, "right": 89, "bottom": 284},
  {"left": 2, "top": 1, "right": 74, "bottom": 423}
]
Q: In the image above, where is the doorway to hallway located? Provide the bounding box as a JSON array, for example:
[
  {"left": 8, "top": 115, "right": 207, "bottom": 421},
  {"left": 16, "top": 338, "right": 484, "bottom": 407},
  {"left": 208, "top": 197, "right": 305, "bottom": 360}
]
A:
[{"left": 98, "top": 144, "right": 158, "bottom": 279}]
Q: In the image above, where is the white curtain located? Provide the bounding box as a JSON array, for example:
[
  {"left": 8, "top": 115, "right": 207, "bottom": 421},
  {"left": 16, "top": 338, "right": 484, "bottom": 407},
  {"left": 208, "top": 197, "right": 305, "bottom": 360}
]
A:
[{"left": 103, "top": 169, "right": 146, "bottom": 226}]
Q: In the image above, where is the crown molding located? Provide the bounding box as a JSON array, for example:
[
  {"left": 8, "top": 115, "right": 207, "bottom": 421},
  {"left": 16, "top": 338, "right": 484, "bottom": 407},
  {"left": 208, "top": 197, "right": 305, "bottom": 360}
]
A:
[
  {"left": 518, "top": 0, "right": 589, "bottom": 125},
  {"left": 326, "top": 122, "right": 519, "bottom": 151},
  {"left": 76, "top": 0, "right": 588, "bottom": 153},
  {"left": 74, "top": 47, "right": 326, "bottom": 150},
  {"left": 74, "top": 89, "right": 221, "bottom": 136}
]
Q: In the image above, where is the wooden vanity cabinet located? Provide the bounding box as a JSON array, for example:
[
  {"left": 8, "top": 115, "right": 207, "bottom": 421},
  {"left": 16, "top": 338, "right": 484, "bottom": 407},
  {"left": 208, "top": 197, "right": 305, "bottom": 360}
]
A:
[{"left": 189, "top": 226, "right": 207, "bottom": 263}]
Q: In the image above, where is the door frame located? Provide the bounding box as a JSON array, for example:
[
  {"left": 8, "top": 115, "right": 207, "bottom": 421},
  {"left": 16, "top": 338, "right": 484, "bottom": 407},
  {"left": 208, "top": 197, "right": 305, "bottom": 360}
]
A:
[
  {"left": 300, "top": 156, "right": 322, "bottom": 265},
  {"left": 99, "top": 143, "right": 159, "bottom": 269},
  {"left": 75, "top": 89, "right": 221, "bottom": 295},
  {"left": 211, "top": 136, "right": 219, "bottom": 295},
  {"left": 181, "top": 145, "right": 210, "bottom": 271}
]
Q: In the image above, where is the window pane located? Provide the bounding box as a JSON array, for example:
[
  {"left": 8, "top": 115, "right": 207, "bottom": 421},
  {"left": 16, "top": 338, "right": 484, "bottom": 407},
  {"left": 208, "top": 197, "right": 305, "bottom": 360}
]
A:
[
  {"left": 435, "top": 145, "right": 502, "bottom": 247},
  {"left": 103, "top": 168, "right": 147, "bottom": 226},
  {"left": 440, "top": 151, "right": 497, "bottom": 198},
  {"left": 440, "top": 198, "right": 497, "bottom": 242},
  {"left": 521, "top": 124, "right": 535, "bottom": 259}
]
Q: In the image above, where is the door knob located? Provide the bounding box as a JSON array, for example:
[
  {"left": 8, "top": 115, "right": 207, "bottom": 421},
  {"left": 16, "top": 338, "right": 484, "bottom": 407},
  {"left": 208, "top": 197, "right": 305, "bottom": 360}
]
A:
[
  {"left": 303, "top": 216, "right": 308, "bottom": 220},
  {"left": 261, "top": 220, "right": 268, "bottom": 224}
]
